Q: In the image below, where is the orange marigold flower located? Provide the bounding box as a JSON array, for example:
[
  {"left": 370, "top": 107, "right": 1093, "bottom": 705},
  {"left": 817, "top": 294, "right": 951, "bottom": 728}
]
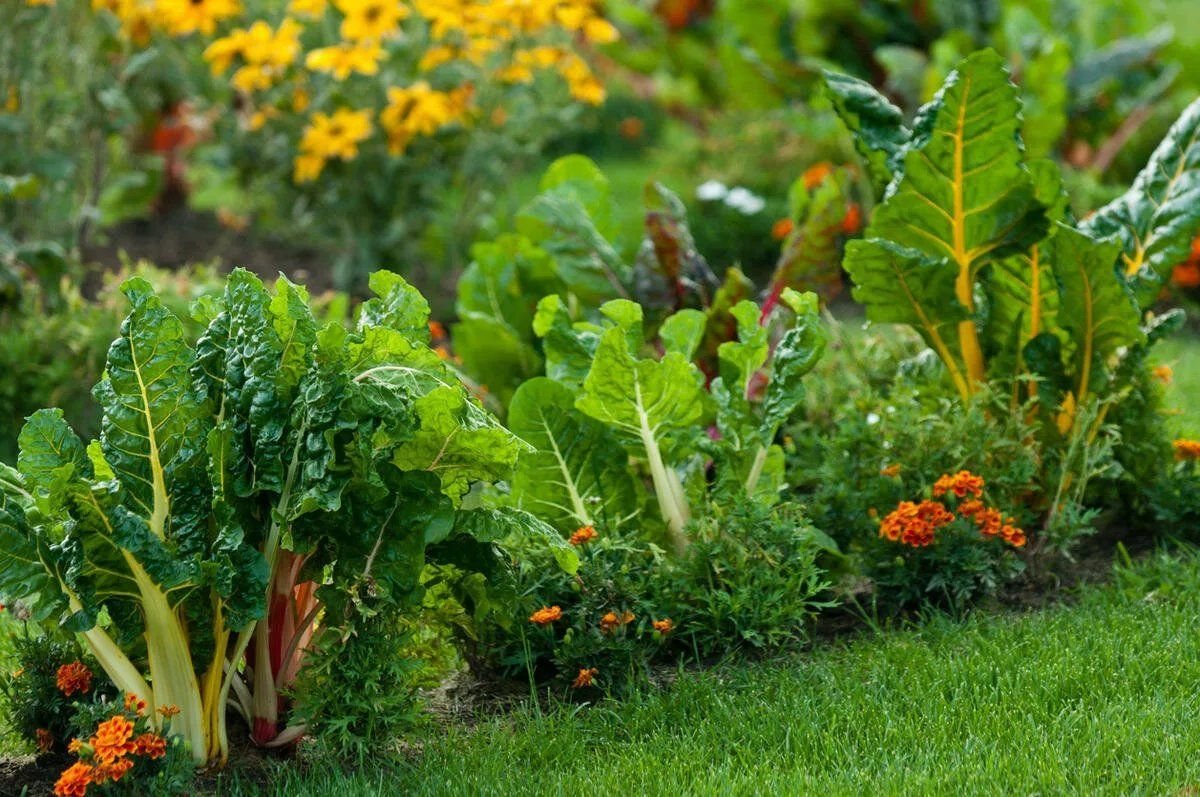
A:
[
  {"left": 932, "top": 470, "right": 985, "bottom": 499},
  {"left": 879, "top": 500, "right": 954, "bottom": 547},
  {"left": 771, "top": 217, "right": 794, "bottom": 241},
  {"left": 569, "top": 525, "right": 598, "bottom": 545},
  {"left": 56, "top": 661, "right": 92, "bottom": 696},
  {"left": 880, "top": 463, "right": 901, "bottom": 478},
  {"left": 67, "top": 738, "right": 85, "bottom": 755},
  {"left": 652, "top": 618, "right": 674, "bottom": 634},
  {"left": 157, "top": 704, "right": 181, "bottom": 719},
  {"left": 133, "top": 732, "right": 167, "bottom": 759},
  {"left": 1152, "top": 364, "right": 1173, "bottom": 384},
  {"left": 1173, "top": 439, "right": 1200, "bottom": 461},
  {"left": 428, "top": 320, "right": 446, "bottom": 339},
  {"left": 572, "top": 667, "right": 598, "bottom": 688},
  {"left": 600, "top": 610, "right": 634, "bottom": 634},
  {"left": 1001, "top": 522, "right": 1027, "bottom": 548},
  {"left": 1173, "top": 262, "right": 1200, "bottom": 289},
  {"left": 840, "top": 202, "right": 862, "bottom": 235},
  {"left": 529, "top": 605, "right": 563, "bottom": 625},
  {"left": 958, "top": 499, "right": 984, "bottom": 518},
  {"left": 54, "top": 761, "right": 94, "bottom": 797},
  {"left": 90, "top": 715, "right": 135, "bottom": 764},
  {"left": 123, "top": 693, "right": 146, "bottom": 715},
  {"left": 92, "top": 756, "right": 134, "bottom": 785},
  {"left": 802, "top": 161, "right": 833, "bottom": 190},
  {"left": 36, "top": 728, "right": 54, "bottom": 753},
  {"left": 971, "top": 506, "right": 1003, "bottom": 537}
]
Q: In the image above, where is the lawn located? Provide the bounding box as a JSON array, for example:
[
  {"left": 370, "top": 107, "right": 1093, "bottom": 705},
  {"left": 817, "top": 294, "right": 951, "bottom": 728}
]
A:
[
  {"left": 210, "top": 332, "right": 1200, "bottom": 795},
  {"left": 224, "top": 548, "right": 1200, "bottom": 796},
  {"left": 1155, "top": 333, "right": 1200, "bottom": 438}
]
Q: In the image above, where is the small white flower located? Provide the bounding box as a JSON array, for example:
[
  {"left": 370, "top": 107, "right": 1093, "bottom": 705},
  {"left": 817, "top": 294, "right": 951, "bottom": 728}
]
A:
[
  {"left": 866, "top": 412, "right": 881, "bottom": 425},
  {"left": 724, "top": 186, "right": 766, "bottom": 215},
  {"left": 695, "top": 180, "right": 728, "bottom": 201}
]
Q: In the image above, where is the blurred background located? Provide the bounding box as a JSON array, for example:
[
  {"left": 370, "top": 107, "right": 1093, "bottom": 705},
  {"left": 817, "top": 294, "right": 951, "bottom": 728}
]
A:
[{"left": 2, "top": 0, "right": 1199, "bottom": 458}]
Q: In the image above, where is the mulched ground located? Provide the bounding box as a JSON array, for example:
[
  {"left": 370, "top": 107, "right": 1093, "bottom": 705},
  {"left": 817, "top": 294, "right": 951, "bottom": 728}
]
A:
[{"left": 81, "top": 209, "right": 336, "bottom": 295}]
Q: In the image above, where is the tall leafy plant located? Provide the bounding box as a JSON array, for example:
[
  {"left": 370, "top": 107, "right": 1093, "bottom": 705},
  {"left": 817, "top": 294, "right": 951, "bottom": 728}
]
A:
[
  {"left": 0, "top": 269, "right": 569, "bottom": 766},
  {"left": 826, "top": 50, "right": 1199, "bottom": 439},
  {"left": 510, "top": 289, "right": 826, "bottom": 554}
]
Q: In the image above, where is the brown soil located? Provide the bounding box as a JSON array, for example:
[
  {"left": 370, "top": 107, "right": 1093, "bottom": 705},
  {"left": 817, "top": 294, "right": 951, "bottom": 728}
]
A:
[
  {"left": 81, "top": 209, "right": 337, "bottom": 295},
  {"left": 0, "top": 752, "right": 72, "bottom": 797}
]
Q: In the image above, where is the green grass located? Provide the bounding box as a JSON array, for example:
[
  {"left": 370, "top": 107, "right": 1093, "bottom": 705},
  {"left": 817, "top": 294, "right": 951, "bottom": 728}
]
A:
[
  {"left": 1153, "top": 332, "right": 1200, "bottom": 438},
  {"left": 221, "top": 549, "right": 1200, "bottom": 796}
]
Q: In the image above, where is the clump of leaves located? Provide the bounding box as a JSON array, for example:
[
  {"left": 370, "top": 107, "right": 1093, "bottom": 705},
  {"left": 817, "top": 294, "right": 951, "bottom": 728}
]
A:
[
  {"left": 0, "top": 268, "right": 572, "bottom": 766},
  {"left": 825, "top": 48, "right": 1197, "bottom": 527}
]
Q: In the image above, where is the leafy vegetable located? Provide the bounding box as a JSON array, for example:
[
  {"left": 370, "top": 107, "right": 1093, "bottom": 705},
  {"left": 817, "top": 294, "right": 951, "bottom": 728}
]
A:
[{"left": 0, "top": 268, "right": 570, "bottom": 767}]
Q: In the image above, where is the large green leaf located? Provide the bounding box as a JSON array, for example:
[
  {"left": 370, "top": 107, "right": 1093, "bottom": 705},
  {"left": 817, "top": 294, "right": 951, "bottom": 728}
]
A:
[
  {"left": 94, "top": 277, "right": 211, "bottom": 541},
  {"left": 822, "top": 70, "right": 910, "bottom": 187},
  {"left": 843, "top": 50, "right": 1048, "bottom": 394},
  {"left": 357, "top": 270, "right": 432, "bottom": 342},
  {"left": 392, "top": 386, "right": 527, "bottom": 500},
  {"left": 869, "top": 50, "right": 1047, "bottom": 272},
  {"left": 1046, "top": 224, "right": 1146, "bottom": 400},
  {"left": 516, "top": 193, "right": 629, "bottom": 308},
  {"left": 844, "top": 239, "right": 970, "bottom": 393},
  {"left": 0, "top": 462, "right": 67, "bottom": 623},
  {"left": 452, "top": 235, "right": 555, "bottom": 405},
  {"left": 508, "top": 378, "right": 640, "bottom": 534},
  {"left": 1079, "top": 98, "right": 1200, "bottom": 308},
  {"left": 576, "top": 317, "right": 709, "bottom": 452},
  {"left": 532, "top": 294, "right": 603, "bottom": 388},
  {"left": 448, "top": 506, "right": 579, "bottom": 576},
  {"left": 762, "top": 290, "right": 827, "bottom": 434},
  {"left": 537, "top": 155, "right": 614, "bottom": 240}
]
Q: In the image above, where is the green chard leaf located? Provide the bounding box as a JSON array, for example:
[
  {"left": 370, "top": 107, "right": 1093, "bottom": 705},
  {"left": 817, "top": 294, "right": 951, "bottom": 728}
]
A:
[
  {"left": 1046, "top": 224, "right": 1146, "bottom": 401},
  {"left": 94, "top": 277, "right": 211, "bottom": 543},
  {"left": 576, "top": 301, "right": 710, "bottom": 553},
  {"left": 452, "top": 234, "right": 556, "bottom": 404},
  {"left": 1079, "top": 97, "right": 1200, "bottom": 308},
  {"left": 507, "top": 377, "right": 640, "bottom": 535},
  {"left": 822, "top": 70, "right": 910, "bottom": 187},
  {"left": 842, "top": 49, "right": 1049, "bottom": 398}
]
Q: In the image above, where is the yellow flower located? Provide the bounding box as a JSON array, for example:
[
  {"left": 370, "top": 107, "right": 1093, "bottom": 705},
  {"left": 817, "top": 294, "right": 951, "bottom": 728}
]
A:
[
  {"left": 292, "top": 86, "right": 310, "bottom": 112},
  {"left": 299, "top": 108, "right": 372, "bottom": 161},
  {"left": 155, "top": 0, "right": 241, "bottom": 36},
  {"left": 288, "top": 0, "right": 326, "bottom": 17},
  {"left": 418, "top": 45, "right": 458, "bottom": 72},
  {"left": 4, "top": 87, "right": 17, "bottom": 114},
  {"left": 204, "top": 32, "right": 247, "bottom": 75},
  {"left": 583, "top": 16, "right": 619, "bottom": 44},
  {"left": 246, "top": 108, "right": 276, "bottom": 130},
  {"left": 1152, "top": 364, "right": 1173, "bottom": 384},
  {"left": 518, "top": 45, "right": 564, "bottom": 69},
  {"left": 293, "top": 153, "right": 325, "bottom": 183},
  {"left": 334, "top": 0, "right": 409, "bottom": 41},
  {"left": 231, "top": 64, "right": 273, "bottom": 93},
  {"left": 305, "top": 42, "right": 383, "bottom": 80},
  {"left": 379, "top": 81, "right": 468, "bottom": 153},
  {"left": 559, "top": 56, "right": 605, "bottom": 105},
  {"left": 242, "top": 18, "right": 302, "bottom": 68},
  {"left": 495, "top": 63, "right": 533, "bottom": 84}
]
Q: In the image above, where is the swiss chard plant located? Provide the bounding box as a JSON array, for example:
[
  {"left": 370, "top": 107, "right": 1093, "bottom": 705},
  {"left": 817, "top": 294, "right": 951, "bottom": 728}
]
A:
[
  {"left": 508, "top": 288, "right": 826, "bottom": 554},
  {"left": 0, "top": 269, "right": 570, "bottom": 767},
  {"left": 451, "top": 154, "right": 857, "bottom": 413},
  {"left": 825, "top": 49, "right": 1199, "bottom": 441}
]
